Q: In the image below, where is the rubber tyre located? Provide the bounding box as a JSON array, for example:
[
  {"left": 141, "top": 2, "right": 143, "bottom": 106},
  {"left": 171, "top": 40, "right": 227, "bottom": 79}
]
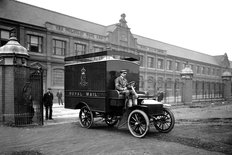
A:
[
  {"left": 79, "top": 106, "right": 94, "bottom": 128},
  {"left": 154, "top": 108, "right": 175, "bottom": 133},
  {"left": 128, "top": 109, "right": 149, "bottom": 138}
]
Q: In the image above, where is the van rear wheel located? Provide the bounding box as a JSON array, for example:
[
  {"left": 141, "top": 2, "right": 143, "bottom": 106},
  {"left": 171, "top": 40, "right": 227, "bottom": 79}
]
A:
[{"left": 79, "top": 106, "right": 93, "bottom": 128}]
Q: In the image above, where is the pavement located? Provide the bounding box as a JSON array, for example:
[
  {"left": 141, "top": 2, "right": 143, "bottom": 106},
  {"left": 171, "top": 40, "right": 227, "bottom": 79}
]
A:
[{"left": 43, "top": 103, "right": 79, "bottom": 126}]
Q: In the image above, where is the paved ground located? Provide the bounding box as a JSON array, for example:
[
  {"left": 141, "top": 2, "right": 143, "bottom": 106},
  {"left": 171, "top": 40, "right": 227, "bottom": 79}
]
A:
[
  {"left": 43, "top": 104, "right": 79, "bottom": 126},
  {"left": 0, "top": 101, "right": 232, "bottom": 155}
]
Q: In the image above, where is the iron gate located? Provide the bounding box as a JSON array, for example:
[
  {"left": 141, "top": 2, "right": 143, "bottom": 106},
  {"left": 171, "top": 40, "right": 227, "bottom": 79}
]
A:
[
  {"left": 192, "top": 80, "right": 224, "bottom": 102},
  {"left": 14, "top": 67, "right": 43, "bottom": 126},
  {"left": 29, "top": 67, "right": 43, "bottom": 125}
]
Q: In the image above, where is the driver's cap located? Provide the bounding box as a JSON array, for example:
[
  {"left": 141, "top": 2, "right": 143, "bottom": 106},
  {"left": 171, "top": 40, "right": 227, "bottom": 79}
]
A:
[{"left": 120, "top": 69, "right": 127, "bottom": 73}]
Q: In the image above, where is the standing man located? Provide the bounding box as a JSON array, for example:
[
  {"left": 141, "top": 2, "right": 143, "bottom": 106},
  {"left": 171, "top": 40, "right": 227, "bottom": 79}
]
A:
[
  {"left": 115, "top": 69, "right": 138, "bottom": 107},
  {"left": 56, "top": 90, "right": 63, "bottom": 105},
  {"left": 43, "top": 88, "right": 54, "bottom": 120},
  {"left": 157, "top": 88, "right": 164, "bottom": 102}
]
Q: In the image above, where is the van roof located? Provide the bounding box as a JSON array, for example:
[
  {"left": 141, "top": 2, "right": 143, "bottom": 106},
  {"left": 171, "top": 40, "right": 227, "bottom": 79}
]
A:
[{"left": 64, "top": 50, "right": 140, "bottom": 62}]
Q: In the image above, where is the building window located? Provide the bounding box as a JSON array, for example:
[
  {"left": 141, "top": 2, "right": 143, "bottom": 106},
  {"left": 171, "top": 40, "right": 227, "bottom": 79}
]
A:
[
  {"left": 197, "top": 66, "right": 201, "bottom": 74},
  {"left": 212, "top": 68, "right": 216, "bottom": 75},
  {"left": 157, "top": 59, "right": 164, "bottom": 69},
  {"left": 147, "top": 76, "right": 154, "bottom": 88},
  {"left": 27, "top": 35, "right": 43, "bottom": 53},
  {"left": 166, "top": 78, "right": 172, "bottom": 88},
  {"left": 147, "top": 56, "right": 155, "bottom": 68},
  {"left": 207, "top": 68, "right": 211, "bottom": 75},
  {"left": 92, "top": 46, "right": 104, "bottom": 60},
  {"left": 53, "top": 39, "right": 66, "bottom": 56},
  {"left": 74, "top": 43, "right": 86, "bottom": 56},
  {"left": 0, "top": 30, "right": 10, "bottom": 46},
  {"left": 175, "top": 62, "right": 181, "bottom": 71},
  {"left": 190, "top": 64, "right": 194, "bottom": 70},
  {"left": 139, "top": 55, "right": 144, "bottom": 67},
  {"left": 202, "top": 67, "right": 206, "bottom": 74},
  {"left": 182, "top": 63, "right": 187, "bottom": 69},
  {"left": 217, "top": 69, "right": 221, "bottom": 76},
  {"left": 53, "top": 69, "right": 64, "bottom": 86},
  {"left": 166, "top": 60, "right": 172, "bottom": 70},
  {"left": 157, "top": 77, "right": 163, "bottom": 88},
  {"left": 93, "top": 46, "right": 103, "bottom": 53},
  {"left": 139, "top": 76, "right": 144, "bottom": 89},
  {"left": 175, "top": 79, "right": 180, "bottom": 89}
]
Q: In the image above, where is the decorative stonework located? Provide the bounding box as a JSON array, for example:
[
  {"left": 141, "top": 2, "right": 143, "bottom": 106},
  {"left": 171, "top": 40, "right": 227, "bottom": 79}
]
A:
[
  {"left": 45, "top": 22, "right": 108, "bottom": 42},
  {"left": 118, "top": 13, "right": 128, "bottom": 28},
  {"left": 137, "top": 44, "right": 166, "bottom": 54},
  {"left": 181, "top": 64, "right": 194, "bottom": 80}
]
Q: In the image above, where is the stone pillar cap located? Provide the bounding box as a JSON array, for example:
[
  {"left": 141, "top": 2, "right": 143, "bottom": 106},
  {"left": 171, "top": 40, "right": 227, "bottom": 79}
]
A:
[
  {"left": 0, "top": 36, "right": 29, "bottom": 57},
  {"left": 222, "top": 71, "right": 232, "bottom": 79},
  {"left": 181, "top": 65, "right": 193, "bottom": 75}
]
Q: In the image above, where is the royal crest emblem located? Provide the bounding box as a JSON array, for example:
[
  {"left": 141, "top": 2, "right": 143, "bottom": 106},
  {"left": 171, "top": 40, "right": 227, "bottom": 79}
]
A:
[{"left": 80, "top": 67, "right": 88, "bottom": 87}]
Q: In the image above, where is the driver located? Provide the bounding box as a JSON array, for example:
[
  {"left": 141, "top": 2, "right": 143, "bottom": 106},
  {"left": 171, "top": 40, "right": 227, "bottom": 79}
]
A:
[{"left": 115, "top": 69, "right": 138, "bottom": 107}]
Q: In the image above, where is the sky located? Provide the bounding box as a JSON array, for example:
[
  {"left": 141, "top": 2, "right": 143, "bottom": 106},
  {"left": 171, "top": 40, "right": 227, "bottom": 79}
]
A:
[{"left": 17, "top": 0, "right": 232, "bottom": 60}]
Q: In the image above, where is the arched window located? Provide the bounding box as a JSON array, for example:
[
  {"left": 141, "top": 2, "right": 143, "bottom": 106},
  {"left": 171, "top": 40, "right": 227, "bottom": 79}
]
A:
[
  {"left": 139, "top": 76, "right": 144, "bottom": 89},
  {"left": 166, "top": 78, "right": 172, "bottom": 89},
  {"left": 53, "top": 69, "right": 64, "bottom": 86},
  {"left": 157, "top": 77, "right": 164, "bottom": 88},
  {"left": 147, "top": 76, "right": 154, "bottom": 88}
]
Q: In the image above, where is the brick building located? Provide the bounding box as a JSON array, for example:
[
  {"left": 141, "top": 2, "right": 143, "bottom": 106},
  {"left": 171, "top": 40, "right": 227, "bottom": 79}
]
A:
[{"left": 1, "top": 0, "right": 231, "bottom": 102}]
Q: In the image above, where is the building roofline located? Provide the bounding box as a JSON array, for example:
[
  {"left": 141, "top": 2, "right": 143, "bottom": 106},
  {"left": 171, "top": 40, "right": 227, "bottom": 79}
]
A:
[
  {"left": 15, "top": 0, "right": 106, "bottom": 28},
  {"left": 133, "top": 33, "right": 215, "bottom": 58}
]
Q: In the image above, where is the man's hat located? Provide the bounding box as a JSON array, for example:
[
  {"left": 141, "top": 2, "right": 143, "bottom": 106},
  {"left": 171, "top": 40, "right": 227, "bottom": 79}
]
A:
[{"left": 120, "top": 69, "right": 127, "bottom": 73}]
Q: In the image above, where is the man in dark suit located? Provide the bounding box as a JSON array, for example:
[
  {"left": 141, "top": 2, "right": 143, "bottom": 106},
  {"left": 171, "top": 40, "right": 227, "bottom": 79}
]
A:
[
  {"left": 43, "top": 88, "right": 54, "bottom": 120},
  {"left": 157, "top": 88, "right": 164, "bottom": 102}
]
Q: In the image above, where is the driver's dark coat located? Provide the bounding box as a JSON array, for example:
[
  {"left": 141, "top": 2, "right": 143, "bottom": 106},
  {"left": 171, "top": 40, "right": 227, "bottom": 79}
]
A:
[{"left": 115, "top": 76, "right": 128, "bottom": 91}]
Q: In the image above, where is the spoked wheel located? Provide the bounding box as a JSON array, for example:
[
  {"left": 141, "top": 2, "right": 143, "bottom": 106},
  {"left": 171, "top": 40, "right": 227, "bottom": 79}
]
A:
[
  {"left": 154, "top": 108, "right": 175, "bottom": 133},
  {"left": 79, "top": 106, "right": 94, "bottom": 128},
  {"left": 128, "top": 109, "right": 149, "bottom": 138},
  {"left": 105, "top": 114, "right": 119, "bottom": 127}
]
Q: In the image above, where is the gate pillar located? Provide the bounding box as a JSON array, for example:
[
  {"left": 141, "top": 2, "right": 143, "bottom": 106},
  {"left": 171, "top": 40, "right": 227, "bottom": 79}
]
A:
[
  {"left": 222, "top": 71, "right": 232, "bottom": 100},
  {"left": 181, "top": 65, "right": 193, "bottom": 104},
  {"left": 0, "top": 30, "right": 29, "bottom": 125}
]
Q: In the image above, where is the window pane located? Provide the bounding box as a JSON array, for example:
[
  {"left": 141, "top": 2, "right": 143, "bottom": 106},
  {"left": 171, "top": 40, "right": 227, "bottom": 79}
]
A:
[
  {"left": 1, "top": 30, "right": 10, "bottom": 39},
  {"left": 166, "top": 78, "right": 172, "bottom": 88},
  {"left": 93, "top": 47, "right": 103, "bottom": 53},
  {"left": 56, "top": 40, "right": 62, "bottom": 47},
  {"left": 56, "top": 48, "right": 62, "bottom": 55},
  {"left": 31, "top": 36, "right": 38, "bottom": 44},
  {"left": 158, "top": 59, "right": 163, "bottom": 69},
  {"left": 175, "top": 62, "right": 180, "bottom": 71},
  {"left": 30, "top": 45, "right": 38, "bottom": 52},
  {"left": 167, "top": 60, "right": 172, "bottom": 70},
  {"left": 27, "top": 35, "right": 43, "bottom": 53},
  {"left": 75, "top": 43, "right": 86, "bottom": 55},
  {"left": 139, "top": 76, "right": 144, "bottom": 88},
  {"left": 147, "top": 57, "right": 154, "bottom": 68},
  {"left": 53, "top": 39, "right": 66, "bottom": 56}
]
